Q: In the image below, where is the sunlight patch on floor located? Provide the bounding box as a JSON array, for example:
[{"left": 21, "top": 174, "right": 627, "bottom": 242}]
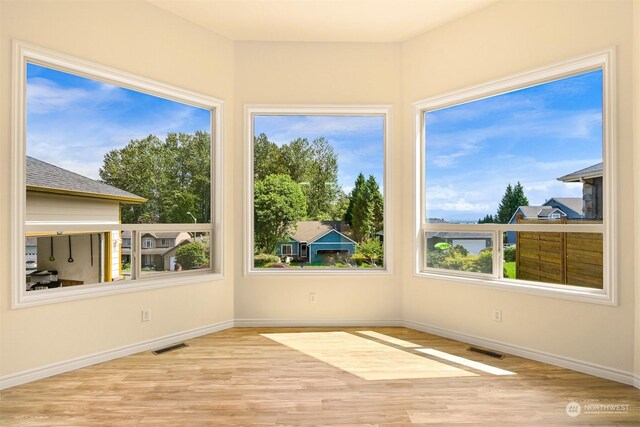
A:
[
  {"left": 262, "top": 331, "right": 477, "bottom": 380},
  {"left": 355, "top": 330, "right": 422, "bottom": 348},
  {"left": 417, "top": 348, "right": 516, "bottom": 376}
]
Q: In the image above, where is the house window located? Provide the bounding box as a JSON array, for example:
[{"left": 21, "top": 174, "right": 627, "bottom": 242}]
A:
[
  {"left": 14, "top": 42, "right": 223, "bottom": 307},
  {"left": 415, "top": 50, "right": 615, "bottom": 304},
  {"left": 247, "top": 106, "right": 390, "bottom": 273}
]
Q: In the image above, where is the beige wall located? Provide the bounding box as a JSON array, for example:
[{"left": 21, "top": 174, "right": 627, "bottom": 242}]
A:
[
  {"left": 0, "top": 0, "right": 235, "bottom": 376},
  {"left": 401, "top": 0, "right": 636, "bottom": 373},
  {"left": 233, "top": 42, "right": 403, "bottom": 323}
]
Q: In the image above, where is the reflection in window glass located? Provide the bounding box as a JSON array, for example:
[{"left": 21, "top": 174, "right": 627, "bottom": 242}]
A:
[
  {"left": 138, "top": 231, "right": 211, "bottom": 276},
  {"left": 425, "top": 232, "right": 494, "bottom": 274}
]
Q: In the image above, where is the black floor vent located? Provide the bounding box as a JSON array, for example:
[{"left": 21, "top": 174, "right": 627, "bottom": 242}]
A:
[
  {"left": 153, "top": 343, "right": 188, "bottom": 355},
  {"left": 467, "top": 346, "right": 504, "bottom": 359}
]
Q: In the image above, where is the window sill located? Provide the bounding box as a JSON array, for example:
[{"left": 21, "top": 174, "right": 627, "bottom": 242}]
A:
[
  {"left": 246, "top": 267, "right": 392, "bottom": 277},
  {"left": 413, "top": 270, "right": 616, "bottom": 306},
  {"left": 13, "top": 272, "right": 224, "bottom": 309}
]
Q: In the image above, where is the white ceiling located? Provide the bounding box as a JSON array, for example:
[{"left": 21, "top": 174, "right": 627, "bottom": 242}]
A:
[{"left": 148, "top": 0, "right": 498, "bottom": 43}]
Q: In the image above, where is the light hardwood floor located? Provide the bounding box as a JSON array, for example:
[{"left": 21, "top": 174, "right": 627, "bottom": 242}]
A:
[{"left": 1, "top": 327, "right": 638, "bottom": 426}]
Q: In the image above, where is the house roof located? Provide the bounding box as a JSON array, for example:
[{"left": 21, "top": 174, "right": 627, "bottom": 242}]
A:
[
  {"left": 122, "top": 231, "right": 190, "bottom": 239},
  {"left": 26, "top": 156, "right": 146, "bottom": 203},
  {"left": 557, "top": 162, "right": 603, "bottom": 182},
  {"left": 290, "top": 221, "right": 352, "bottom": 243},
  {"left": 508, "top": 205, "right": 566, "bottom": 224},
  {"left": 546, "top": 197, "right": 582, "bottom": 214}
]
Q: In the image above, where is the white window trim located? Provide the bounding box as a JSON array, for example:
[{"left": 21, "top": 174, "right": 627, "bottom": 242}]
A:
[
  {"left": 11, "top": 41, "right": 225, "bottom": 308},
  {"left": 143, "top": 238, "right": 154, "bottom": 249},
  {"left": 281, "top": 244, "right": 293, "bottom": 256},
  {"left": 413, "top": 48, "right": 617, "bottom": 305},
  {"left": 244, "top": 105, "right": 392, "bottom": 276}
]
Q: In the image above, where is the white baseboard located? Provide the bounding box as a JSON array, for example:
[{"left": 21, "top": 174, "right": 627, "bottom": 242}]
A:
[
  {"left": 234, "top": 318, "right": 403, "bottom": 328},
  {"left": 404, "top": 319, "right": 637, "bottom": 387},
  {"left": 0, "top": 320, "right": 234, "bottom": 390}
]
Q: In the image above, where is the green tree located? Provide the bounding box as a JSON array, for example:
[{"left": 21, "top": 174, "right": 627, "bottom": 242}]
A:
[
  {"left": 496, "top": 182, "right": 529, "bottom": 223},
  {"left": 175, "top": 241, "right": 207, "bottom": 270},
  {"left": 280, "top": 138, "right": 312, "bottom": 183},
  {"left": 100, "top": 132, "right": 211, "bottom": 224},
  {"left": 478, "top": 214, "right": 496, "bottom": 224},
  {"left": 254, "top": 133, "right": 285, "bottom": 180},
  {"left": 345, "top": 173, "right": 384, "bottom": 242},
  {"left": 254, "top": 174, "right": 307, "bottom": 254},
  {"left": 306, "top": 137, "right": 340, "bottom": 219}
]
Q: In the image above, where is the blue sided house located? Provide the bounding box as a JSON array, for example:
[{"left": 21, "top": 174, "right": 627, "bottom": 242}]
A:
[
  {"left": 506, "top": 197, "right": 583, "bottom": 244},
  {"left": 276, "top": 221, "right": 357, "bottom": 264}
]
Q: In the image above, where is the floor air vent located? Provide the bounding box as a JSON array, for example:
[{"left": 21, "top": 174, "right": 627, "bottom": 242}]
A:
[
  {"left": 467, "top": 346, "right": 504, "bottom": 359},
  {"left": 152, "top": 343, "right": 188, "bottom": 355}
]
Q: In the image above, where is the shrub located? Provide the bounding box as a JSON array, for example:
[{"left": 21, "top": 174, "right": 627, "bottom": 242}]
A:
[
  {"left": 349, "top": 253, "right": 368, "bottom": 266},
  {"left": 504, "top": 246, "right": 516, "bottom": 263},
  {"left": 254, "top": 253, "right": 280, "bottom": 267},
  {"left": 176, "top": 242, "right": 207, "bottom": 269}
]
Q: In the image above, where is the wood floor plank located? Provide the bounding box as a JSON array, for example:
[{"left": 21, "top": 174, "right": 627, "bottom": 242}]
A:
[{"left": 1, "top": 327, "right": 638, "bottom": 426}]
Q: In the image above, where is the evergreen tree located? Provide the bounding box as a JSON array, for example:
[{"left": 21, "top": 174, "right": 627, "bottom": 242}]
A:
[
  {"left": 496, "top": 182, "right": 529, "bottom": 223},
  {"left": 345, "top": 173, "right": 384, "bottom": 242},
  {"left": 478, "top": 214, "right": 496, "bottom": 224}
]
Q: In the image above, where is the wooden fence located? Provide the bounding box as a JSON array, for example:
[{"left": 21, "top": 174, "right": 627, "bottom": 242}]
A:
[{"left": 515, "top": 217, "right": 603, "bottom": 289}]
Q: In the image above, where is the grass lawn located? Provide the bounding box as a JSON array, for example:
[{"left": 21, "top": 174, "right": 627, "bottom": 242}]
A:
[{"left": 504, "top": 261, "right": 516, "bottom": 279}]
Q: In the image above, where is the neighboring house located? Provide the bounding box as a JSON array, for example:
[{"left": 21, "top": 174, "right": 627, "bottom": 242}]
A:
[
  {"left": 425, "top": 218, "right": 492, "bottom": 255},
  {"left": 275, "top": 221, "right": 357, "bottom": 264},
  {"left": 121, "top": 231, "right": 192, "bottom": 270},
  {"left": 557, "top": 162, "right": 603, "bottom": 220},
  {"left": 26, "top": 156, "right": 145, "bottom": 288},
  {"left": 427, "top": 231, "right": 492, "bottom": 255},
  {"left": 506, "top": 197, "right": 583, "bottom": 244}
]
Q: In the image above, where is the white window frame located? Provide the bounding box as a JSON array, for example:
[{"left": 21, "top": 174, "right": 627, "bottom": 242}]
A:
[
  {"left": 142, "top": 238, "right": 154, "bottom": 249},
  {"left": 281, "top": 244, "right": 293, "bottom": 256},
  {"left": 414, "top": 49, "right": 616, "bottom": 305},
  {"left": 245, "top": 105, "right": 392, "bottom": 275},
  {"left": 11, "top": 41, "right": 225, "bottom": 308}
]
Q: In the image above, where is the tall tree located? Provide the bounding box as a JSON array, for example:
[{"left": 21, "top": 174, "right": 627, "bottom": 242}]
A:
[
  {"left": 306, "top": 137, "right": 340, "bottom": 220},
  {"left": 280, "top": 138, "right": 312, "bottom": 183},
  {"left": 254, "top": 174, "right": 307, "bottom": 254},
  {"left": 100, "top": 132, "right": 211, "bottom": 224},
  {"left": 496, "top": 182, "right": 529, "bottom": 223},
  {"left": 254, "top": 133, "right": 284, "bottom": 181},
  {"left": 345, "top": 173, "right": 384, "bottom": 242}
]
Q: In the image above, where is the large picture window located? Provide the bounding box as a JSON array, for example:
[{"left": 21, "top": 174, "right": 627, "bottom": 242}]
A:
[
  {"left": 415, "top": 50, "right": 615, "bottom": 304},
  {"left": 246, "top": 107, "right": 390, "bottom": 273},
  {"left": 13, "top": 42, "right": 223, "bottom": 307}
]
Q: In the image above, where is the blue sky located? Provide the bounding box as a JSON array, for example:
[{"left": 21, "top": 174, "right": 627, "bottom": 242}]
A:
[
  {"left": 254, "top": 115, "right": 385, "bottom": 193},
  {"left": 26, "top": 63, "right": 211, "bottom": 180},
  {"left": 425, "top": 69, "right": 603, "bottom": 222}
]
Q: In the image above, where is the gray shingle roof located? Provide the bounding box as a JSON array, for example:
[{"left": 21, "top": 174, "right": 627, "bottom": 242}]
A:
[
  {"left": 548, "top": 197, "right": 582, "bottom": 214},
  {"left": 291, "top": 221, "right": 351, "bottom": 243},
  {"left": 557, "top": 162, "right": 603, "bottom": 182},
  {"left": 27, "top": 156, "right": 145, "bottom": 202}
]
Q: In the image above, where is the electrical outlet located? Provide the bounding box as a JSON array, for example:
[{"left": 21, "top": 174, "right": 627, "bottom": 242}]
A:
[
  {"left": 309, "top": 292, "right": 316, "bottom": 303},
  {"left": 493, "top": 309, "right": 502, "bottom": 322},
  {"left": 141, "top": 309, "right": 151, "bottom": 322}
]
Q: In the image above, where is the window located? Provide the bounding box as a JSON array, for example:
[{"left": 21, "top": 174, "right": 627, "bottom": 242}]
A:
[
  {"left": 246, "top": 106, "right": 390, "bottom": 273},
  {"left": 415, "top": 50, "right": 615, "bottom": 304},
  {"left": 13, "top": 42, "right": 223, "bottom": 307}
]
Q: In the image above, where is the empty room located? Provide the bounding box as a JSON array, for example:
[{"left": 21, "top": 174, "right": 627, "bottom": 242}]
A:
[{"left": 1, "top": 0, "right": 639, "bottom": 425}]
